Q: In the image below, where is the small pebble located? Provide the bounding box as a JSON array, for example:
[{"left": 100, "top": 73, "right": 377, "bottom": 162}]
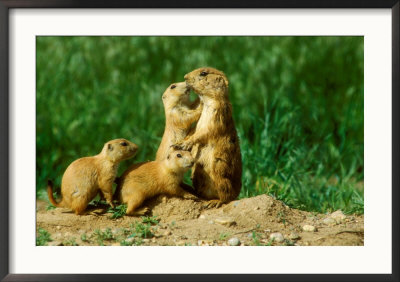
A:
[
  {"left": 233, "top": 201, "right": 240, "bottom": 207},
  {"left": 142, "top": 239, "right": 150, "bottom": 243},
  {"left": 151, "top": 238, "right": 156, "bottom": 243},
  {"left": 199, "top": 215, "right": 206, "bottom": 219},
  {"left": 215, "top": 217, "right": 236, "bottom": 227},
  {"left": 162, "top": 196, "right": 167, "bottom": 203},
  {"left": 331, "top": 210, "right": 346, "bottom": 222},
  {"left": 302, "top": 225, "right": 317, "bottom": 232},
  {"left": 247, "top": 233, "right": 253, "bottom": 238},
  {"left": 254, "top": 206, "right": 260, "bottom": 211},
  {"left": 56, "top": 226, "right": 61, "bottom": 230},
  {"left": 270, "top": 232, "right": 284, "bottom": 242},
  {"left": 197, "top": 240, "right": 210, "bottom": 246},
  {"left": 323, "top": 217, "right": 336, "bottom": 225},
  {"left": 163, "top": 231, "right": 172, "bottom": 236},
  {"left": 208, "top": 220, "right": 214, "bottom": 224},
  {"left": 228, "top": 237, "right": 241, "bottom": 246},
  {"left": 289, "top": 232, "right": 300, "bottom": 240}
]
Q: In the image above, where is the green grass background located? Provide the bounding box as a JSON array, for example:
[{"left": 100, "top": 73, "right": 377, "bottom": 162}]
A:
[{"left": 36, "top": 36, "right": 364, "bottom": 214}]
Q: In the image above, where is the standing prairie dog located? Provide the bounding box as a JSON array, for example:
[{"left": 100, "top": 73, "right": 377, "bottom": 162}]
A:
[
  {"left": 117, "top": 149, "right": 195, "bottom": 216},
  {"left": 177, "top": 67, "right": 242, "bottom": 208},
  {"left": 47, "top": 138, "right": 138, "bottom": 215},
  {"left": 156, "top": 82, "right": 202, "bottom": 161}
]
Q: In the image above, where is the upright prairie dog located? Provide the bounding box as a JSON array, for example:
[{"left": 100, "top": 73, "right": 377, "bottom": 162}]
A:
[
  {"left": 177, "top": 67, "right": 242, "bottom": 208},
  {"left": 47, "top": 138, "right": 138, "bottom": 215},
  {"left": 156, "top": 82, "right": 202, "bottom": 161},
  {"left": 117, "top": 149, "right": 195, "bottom": 216}
]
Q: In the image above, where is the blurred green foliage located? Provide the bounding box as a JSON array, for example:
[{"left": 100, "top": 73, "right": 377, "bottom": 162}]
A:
[{"left": 36, "top": 36, "right": 364, "bottom": 214}]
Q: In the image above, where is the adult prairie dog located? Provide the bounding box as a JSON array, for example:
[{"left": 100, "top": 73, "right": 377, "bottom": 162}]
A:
[
  {"left": 47, "top": 138, "right": 138, "bottom": 215},
  {"left": 117, "top": 149, "right": 195, "bottom": 216},
  {"left": 156, "top": 82, "right": 202, "bottom": 161},
  {"left": 177, "top": 67, "right": 242, "bottom": 208}
]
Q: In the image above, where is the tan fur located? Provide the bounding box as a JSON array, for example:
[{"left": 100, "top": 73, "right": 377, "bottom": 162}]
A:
[
  {"left": 47, "top": 138, "right": 138, "bottom": 215},
  {"left": 117, "top": 150, "right": 195, "bottom": 216},
  {"left": 177, "top": 67, "right": 242, "bottom": 208},
  {"left": 156, "top": 82, "right": 202, "bottom": 161}
]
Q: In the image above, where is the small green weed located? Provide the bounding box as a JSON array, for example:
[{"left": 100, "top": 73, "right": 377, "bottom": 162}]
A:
[
  {"left": 219, "top": 232, "right": 230, "bottom": 241},
  {"left": 107, "top": 204, "right": 127, "bottom": 219},
  {"left": 80, "top": 233, "right": 88, "bottom": 242},
  {"left": 94, "top": 228, "right": 114, "bottom": 246},
  {"left": 36, "top": 228, "right": 52, "bottom": 246},
  {"left": 264, "top": 238, "right": 274, "bottom": 246},
  {"left": 119, "top": 217, "right": 160, "bottom": 245},
  {"left": 46, "top": 204, "right": 56, "bottom": 211},
  {"left": 63, "top": 237, "right": 78, "bottom": 246},
  {"left": 251, "top": 231, "right": 263, "bottom": 246},
  {"left": 132, "top": 222, "right": 153, "bottom": 239},
  {"left": 120, "top": 239, "right": 132, "bottom": 246},
  {"left": 141, "top": 216, "right": 159, "bottom": 225},
  {"left": 277, "top": 211, "right": 287, "bottom": 225}
]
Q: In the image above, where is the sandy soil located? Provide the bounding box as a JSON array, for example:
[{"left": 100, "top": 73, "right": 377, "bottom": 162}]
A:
[{"left": 36, "top": 194, "right": 364, "bottom": 246}]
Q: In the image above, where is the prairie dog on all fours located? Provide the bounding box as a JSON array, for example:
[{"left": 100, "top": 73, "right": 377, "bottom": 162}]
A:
[
  {"left": 47, "top": 138, "right": 138, "bottom": 215},
  {"left": 156, "top": 82, "right": 202, "bottom": 161},
  {"left": 117, "top": 149, "right": 196, "bottom": 216},
  {"left": 177, "top": 67, "right": 242, "bottom": 208}
]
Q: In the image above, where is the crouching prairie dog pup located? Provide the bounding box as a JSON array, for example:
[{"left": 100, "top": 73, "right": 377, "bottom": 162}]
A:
[
  {"left": 47, "top": 138, "right": 138, "bottom": 215},
  {"left": 156, "top": 82, "right": 203, "bottom": 161},
  {"left": 117, "top": 149, "right": 196, "bottom": 216},
  {"left": 177, "top": 67, "right": 242, "bottom": 208}
]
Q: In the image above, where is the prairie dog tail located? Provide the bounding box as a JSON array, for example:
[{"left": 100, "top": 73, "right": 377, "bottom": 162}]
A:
[{"left": 47, "top": 180, "right": 61, "bottom": 207}]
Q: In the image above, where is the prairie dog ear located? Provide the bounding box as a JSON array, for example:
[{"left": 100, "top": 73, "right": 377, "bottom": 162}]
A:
[
  {"left": 216, "top": 76, "right": 229, "bottom": 87},
  {"left": 108, "top": 143, "right": 113, "bottom": 151},
  {"left": 221, "top": 76, "right": 229, "bottom": 86},
  {"left": 224, "top": 77, "right": 229, "bottom": 86}
]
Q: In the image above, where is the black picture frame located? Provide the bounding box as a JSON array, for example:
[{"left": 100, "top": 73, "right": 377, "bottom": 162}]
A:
[{"left": 1, "top": 1, "right": 399, "bottom": 281}]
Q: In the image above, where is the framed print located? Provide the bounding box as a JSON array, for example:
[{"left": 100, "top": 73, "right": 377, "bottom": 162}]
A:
[{"left": 1, "top": 1, "right": 399, "bottom": 281}]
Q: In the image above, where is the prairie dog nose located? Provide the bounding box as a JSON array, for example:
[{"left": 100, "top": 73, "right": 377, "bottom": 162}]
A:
[{"left": 184, "top": 74, "right": 188, "bottom": 80}]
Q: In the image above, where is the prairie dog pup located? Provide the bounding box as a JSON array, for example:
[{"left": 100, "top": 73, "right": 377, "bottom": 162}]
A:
[
  {"left": 178, "top": 67, "right": 242, "bottom": 208},
  {"left": 47, "top": 138, "right": 138, "bottom": 215},
  {"left": 117, "top": 149, "right": 195, "bottom": 216},
  {"left": 156, "top": 82, "right": 202, "bottom": 161}
]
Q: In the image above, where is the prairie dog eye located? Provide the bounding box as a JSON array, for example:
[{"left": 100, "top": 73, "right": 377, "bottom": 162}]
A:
[
  {"left": 176, "top": 154, "right": 182, "bottom": 158},
  {"left": 120, "top": 142, "right": 128, "bottom": 146},
  {"left": 200, "top": 71, "right": 208, "bottom": 76},
  {"left": 170, "top": 85, "right": 176, "bottom": 89}
]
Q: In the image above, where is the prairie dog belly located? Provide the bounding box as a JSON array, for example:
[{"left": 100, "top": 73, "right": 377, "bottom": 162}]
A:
[
  {"left": 197, "top": 144, "right": 214, "bottom": 170},
  {"left": 195, "top": 144, "right": 219, "bottom": 199}
]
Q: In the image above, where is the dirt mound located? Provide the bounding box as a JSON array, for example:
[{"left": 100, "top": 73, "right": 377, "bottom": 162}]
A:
[{"left": 36, "top": 194, "right": 364, "bottom": 246}]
